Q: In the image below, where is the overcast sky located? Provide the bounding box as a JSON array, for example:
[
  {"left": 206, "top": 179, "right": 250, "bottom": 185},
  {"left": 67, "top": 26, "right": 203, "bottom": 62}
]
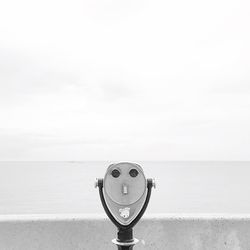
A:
[{"left": 0, "top": 0, "right": 250, "bottom": 161}]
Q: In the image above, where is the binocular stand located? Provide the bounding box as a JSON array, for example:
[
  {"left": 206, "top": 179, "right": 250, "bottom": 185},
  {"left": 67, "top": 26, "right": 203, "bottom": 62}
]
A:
[{"left": 96, "top": 178, "right": 154, "bottom": 250}]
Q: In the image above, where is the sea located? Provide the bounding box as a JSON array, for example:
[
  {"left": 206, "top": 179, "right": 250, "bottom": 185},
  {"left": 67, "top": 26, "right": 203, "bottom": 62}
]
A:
[{"left": 0, "top": 161, "right": 250, "bottom": 215}]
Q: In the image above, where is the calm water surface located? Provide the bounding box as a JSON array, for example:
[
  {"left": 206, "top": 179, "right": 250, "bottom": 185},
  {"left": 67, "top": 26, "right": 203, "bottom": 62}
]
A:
[{"left": 0, "top": 161, "right": 250, "bottom": 214}]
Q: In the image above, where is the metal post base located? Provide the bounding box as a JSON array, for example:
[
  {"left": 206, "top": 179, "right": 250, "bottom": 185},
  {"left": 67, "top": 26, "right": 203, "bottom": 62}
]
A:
[
  {"left": 112, "top": 238, "right": 139, "bottom": 250},
  {"left": 112, "top": 227, "right": 139, "bottom": 250}
]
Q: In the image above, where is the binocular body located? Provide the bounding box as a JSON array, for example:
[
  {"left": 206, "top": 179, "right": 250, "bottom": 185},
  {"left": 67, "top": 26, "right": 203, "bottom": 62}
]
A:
[
  {"left": 103, "top": 162, "right": 148, "bottom": 225},
  {"left": 96, "top": 162, "right": 155, "bottom": 249}
]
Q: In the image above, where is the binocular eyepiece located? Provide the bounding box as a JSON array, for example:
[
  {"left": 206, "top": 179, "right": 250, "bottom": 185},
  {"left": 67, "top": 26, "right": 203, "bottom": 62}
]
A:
[{"left": 95, "top": 162, "right": 155, "bottom": 249}]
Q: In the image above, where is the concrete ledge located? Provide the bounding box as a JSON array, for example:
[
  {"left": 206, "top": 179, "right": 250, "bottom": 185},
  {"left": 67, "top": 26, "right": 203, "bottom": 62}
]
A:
[{"left": 1, "top": 214, "right": 250, "bottom": 249}]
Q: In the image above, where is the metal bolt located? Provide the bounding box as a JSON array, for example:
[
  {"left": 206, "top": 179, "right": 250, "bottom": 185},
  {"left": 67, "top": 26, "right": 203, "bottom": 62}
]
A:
[
  {"left": 94, "top": 178, "right": 98, "bottom": 188},
  {"left": 152, "top": 178, "right": 156, "bottom": 189}
]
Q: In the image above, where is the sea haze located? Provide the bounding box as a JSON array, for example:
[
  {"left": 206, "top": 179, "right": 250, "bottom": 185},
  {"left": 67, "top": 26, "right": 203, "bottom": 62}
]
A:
[{"left": 0, "top": 161, "right": 249, "bottom": 215}]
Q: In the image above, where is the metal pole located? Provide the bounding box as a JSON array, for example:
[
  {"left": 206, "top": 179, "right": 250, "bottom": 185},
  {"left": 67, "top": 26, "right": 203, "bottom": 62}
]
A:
[
  {"left": 117, "top": 246, "right": 134, "bottom": 250},
  {"left": 112, "top": 228, "right": 138, "bottom": 249},
  {"left": 112, "top": 228, "right": 138, "bottom": 250}
]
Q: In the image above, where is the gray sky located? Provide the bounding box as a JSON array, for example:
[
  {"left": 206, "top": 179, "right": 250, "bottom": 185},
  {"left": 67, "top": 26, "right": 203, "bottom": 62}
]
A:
[{"left": 0, "top": 0, "right": 250, "bottom": 161}]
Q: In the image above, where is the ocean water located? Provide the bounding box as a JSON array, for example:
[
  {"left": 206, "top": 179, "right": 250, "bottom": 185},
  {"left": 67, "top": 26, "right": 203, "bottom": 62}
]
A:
[{"left": 0, "top": 161, "right": 250, "bottom": 215}]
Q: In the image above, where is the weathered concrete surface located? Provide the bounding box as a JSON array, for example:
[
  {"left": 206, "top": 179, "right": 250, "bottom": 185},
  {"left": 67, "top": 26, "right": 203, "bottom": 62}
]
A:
[{"left": 0, "top": 214, "right": 250, "bottom": 249}]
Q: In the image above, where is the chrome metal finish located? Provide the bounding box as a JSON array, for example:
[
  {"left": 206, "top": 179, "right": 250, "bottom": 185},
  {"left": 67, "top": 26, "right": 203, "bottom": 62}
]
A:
[
  {"left": 112, "top": 238, "right": 139, "bottom": 246},
  {"left": 152, "top": 178, "right": 156, "bottom": 189}
]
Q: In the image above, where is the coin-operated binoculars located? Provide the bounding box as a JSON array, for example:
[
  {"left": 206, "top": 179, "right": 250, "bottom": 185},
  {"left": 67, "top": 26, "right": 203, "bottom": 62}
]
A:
[{"left": 95, "top": 162, "right": 155, "bottom": 250}]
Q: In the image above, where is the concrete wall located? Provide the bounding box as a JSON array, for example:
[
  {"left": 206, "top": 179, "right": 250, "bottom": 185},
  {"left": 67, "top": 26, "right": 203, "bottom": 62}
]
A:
[{"left": 1, "top": 214, "right": 250, "bottom": 249}]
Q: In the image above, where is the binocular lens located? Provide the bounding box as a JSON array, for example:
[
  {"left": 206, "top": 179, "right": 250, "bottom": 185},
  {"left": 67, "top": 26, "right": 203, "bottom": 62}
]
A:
[
  {"left": 111, "top": 169, "right": 120, "bottom": 178},
  {"left": 129, "top": 168, "right": 138, "bottom": 177}
]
